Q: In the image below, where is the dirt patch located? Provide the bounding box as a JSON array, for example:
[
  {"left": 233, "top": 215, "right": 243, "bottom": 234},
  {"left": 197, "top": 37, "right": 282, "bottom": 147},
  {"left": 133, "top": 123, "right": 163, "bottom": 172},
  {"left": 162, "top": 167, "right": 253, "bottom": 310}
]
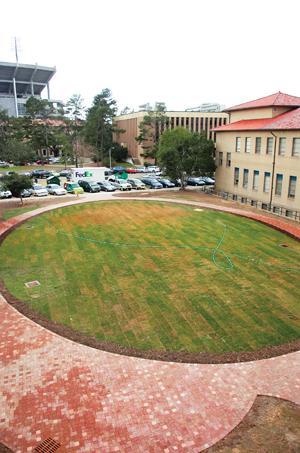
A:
[{"left": 205, "top": 395, "right": 300, "bottom": 452}]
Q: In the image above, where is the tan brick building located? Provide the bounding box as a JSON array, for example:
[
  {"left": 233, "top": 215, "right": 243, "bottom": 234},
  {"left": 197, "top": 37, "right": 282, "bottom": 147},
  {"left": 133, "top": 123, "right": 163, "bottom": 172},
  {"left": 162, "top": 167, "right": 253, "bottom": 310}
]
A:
[
  {"left": 114, "top": 110, "right": 228, "bottom": 164},
  {"left": 214, "top": 92, "right": 300, "bottom": 220}
]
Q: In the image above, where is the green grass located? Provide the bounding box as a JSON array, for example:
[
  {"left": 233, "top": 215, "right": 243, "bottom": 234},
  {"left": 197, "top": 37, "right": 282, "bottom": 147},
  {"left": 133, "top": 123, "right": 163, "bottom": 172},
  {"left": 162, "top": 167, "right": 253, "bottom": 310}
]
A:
[
  {"left": 1, "top": 205, "right": 41, "bottom": 221},
  {"left": 0, "top": 201, "right": 299, "bottom": 353}
]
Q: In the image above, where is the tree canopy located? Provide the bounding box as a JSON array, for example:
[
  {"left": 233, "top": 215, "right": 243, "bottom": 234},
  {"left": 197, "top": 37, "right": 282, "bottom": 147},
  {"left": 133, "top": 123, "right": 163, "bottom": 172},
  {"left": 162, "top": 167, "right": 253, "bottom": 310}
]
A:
[
  {"left": 157, "top": 128, "right": 216, "bottom": 189},
  {"left": 1, "top": 173, "right": 32, "bottom": 204},
  {"left": 135, "top": 102, "right": 167, "bottom": 161},
  {"left": 84, "top": 89, "right": 118, "bottom": 164}
]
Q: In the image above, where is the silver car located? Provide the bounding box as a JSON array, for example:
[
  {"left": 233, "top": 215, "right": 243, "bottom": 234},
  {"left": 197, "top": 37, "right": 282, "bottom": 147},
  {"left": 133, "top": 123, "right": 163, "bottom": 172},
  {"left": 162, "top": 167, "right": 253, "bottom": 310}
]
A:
[
  {"left": 46, "top": 184, "right": 67, "bottom": 196},
  {"left": 127, "top": 179, "right": 146, "bottom": 190}
]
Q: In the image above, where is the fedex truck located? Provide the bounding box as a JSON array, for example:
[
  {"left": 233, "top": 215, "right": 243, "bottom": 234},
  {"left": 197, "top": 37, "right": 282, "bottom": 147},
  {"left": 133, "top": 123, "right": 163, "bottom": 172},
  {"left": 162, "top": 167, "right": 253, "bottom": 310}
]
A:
[{"left": 70, "top": 167, "right": 109, "bottom": 182}]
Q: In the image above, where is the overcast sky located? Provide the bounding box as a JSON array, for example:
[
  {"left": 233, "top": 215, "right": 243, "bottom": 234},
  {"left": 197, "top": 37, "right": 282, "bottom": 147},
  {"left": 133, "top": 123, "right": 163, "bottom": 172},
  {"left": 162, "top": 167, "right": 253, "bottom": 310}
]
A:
[{"left": 0, "top": 0, "right": 299, "bottom": 113}]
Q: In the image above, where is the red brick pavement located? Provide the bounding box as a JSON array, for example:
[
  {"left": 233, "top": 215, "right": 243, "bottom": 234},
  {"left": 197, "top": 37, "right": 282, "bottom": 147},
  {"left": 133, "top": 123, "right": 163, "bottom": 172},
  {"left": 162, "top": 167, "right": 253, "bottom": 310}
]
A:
[{"left": 0, "top": 195, "right": 299, "bottom": 452}]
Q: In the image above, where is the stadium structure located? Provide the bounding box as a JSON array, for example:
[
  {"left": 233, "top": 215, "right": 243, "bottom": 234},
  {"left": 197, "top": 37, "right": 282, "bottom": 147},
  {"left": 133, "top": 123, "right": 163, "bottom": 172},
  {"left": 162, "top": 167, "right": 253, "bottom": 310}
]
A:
[{"left": 0, "top": 61, "right": 62, "bottom": 117}]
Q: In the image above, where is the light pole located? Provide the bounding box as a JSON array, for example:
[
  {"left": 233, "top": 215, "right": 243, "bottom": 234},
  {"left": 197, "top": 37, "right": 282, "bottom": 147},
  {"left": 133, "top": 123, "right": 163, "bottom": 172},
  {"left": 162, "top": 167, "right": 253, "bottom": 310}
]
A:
[{"left": 109, "top": 148, "right": 112, "bottom": 169}]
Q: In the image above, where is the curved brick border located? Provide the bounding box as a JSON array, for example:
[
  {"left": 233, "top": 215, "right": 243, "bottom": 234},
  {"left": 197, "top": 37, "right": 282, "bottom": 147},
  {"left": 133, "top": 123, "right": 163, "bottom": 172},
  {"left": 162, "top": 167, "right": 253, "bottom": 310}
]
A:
[{"left": 0, "top": 195, "right": 299, "bottom": 364}]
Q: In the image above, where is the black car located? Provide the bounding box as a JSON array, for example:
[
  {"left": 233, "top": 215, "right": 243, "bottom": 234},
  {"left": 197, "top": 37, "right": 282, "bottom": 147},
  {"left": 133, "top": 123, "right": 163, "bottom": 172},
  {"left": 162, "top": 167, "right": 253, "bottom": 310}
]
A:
[
  {"left": 78, "top": 180, "right": 101, "bottom": 193},
  {"left": 158, "top": 178, "right": 175, "bottom": 188},
  {"left": 97, "top": 181, "right": 117, "bottom": 192},
  {"left": 31, "top": 169, "right": 53, "bottom": 179},
  {"left": 59, "top": 169, "right": 72, "bottom": 177},
  {"left": 186, "top": 177, "right": 205, "bottom": 186},
  {"left": 141, "top": 177, "right": 163, "bottom": 189}
]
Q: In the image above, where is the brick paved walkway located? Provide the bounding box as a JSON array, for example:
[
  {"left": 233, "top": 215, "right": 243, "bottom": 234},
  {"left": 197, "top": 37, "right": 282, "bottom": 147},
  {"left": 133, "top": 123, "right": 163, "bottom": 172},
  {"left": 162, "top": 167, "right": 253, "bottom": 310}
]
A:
[{"left": 0, "top": 195, "right": 299, "bottom": 452}]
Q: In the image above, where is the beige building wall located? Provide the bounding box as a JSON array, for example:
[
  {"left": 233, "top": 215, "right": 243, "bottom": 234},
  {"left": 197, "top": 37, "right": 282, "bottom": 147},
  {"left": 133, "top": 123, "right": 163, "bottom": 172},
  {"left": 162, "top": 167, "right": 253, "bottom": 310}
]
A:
[
  {"left": 215, "top": 130, "right": 300, "bottom": 213},
  {"left": 229, "top": 107, "right": 292, "bottom": 122},
  {"left": 114, "top": 111, "right": 229, "bottom": 163}
]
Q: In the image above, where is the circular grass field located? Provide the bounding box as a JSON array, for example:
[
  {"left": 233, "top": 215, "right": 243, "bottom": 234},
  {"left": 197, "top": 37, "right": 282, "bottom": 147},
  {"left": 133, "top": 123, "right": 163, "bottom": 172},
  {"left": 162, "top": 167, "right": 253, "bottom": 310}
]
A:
[{"left": 0, "top": 201, "right": 300, "bottom": 355}]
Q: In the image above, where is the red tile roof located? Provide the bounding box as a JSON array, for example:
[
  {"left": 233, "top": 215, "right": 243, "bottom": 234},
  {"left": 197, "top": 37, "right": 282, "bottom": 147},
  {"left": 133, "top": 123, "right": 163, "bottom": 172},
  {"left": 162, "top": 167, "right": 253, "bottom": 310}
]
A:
[
  {"left": 225, "top": 92, "right": 300, "bottom": 111},
  {"left": 214, "top": 107, "right": 300, "bottom": 132}
]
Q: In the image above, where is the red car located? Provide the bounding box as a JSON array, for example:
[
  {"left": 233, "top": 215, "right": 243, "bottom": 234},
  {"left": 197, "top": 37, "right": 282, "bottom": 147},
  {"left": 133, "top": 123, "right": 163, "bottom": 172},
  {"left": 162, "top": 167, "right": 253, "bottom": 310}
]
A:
[{"left": 126, "top": 168, "right": 139, "bottom": 173}]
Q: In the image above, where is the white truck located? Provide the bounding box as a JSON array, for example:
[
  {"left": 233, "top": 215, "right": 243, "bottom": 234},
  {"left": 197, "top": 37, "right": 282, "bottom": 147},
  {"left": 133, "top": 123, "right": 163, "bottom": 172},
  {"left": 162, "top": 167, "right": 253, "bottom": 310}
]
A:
[{"left": 70, "top": 167, "right": 110, "bottom": 182}]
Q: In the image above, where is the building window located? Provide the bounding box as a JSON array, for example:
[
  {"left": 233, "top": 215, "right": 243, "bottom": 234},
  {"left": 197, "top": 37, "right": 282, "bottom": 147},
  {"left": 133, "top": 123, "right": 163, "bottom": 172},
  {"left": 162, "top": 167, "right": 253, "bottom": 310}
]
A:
[
  {"left": 205, "top": 118, "right": 208, "bottom": 132},
  {"left": 191, "top": 117, "right": 194, "bottom": 131},
  {"left": 278, "top": 137, "right": 286, "bottom": 156},
  {"left": 223, "top": 118, "right": 227, "bottom": 125},
  {"left": 181, "top": 117, "right": 184, "bottom": 127},
  {"left": 255, "top": 137, "right": 261, "bottom": 154},
  {"left": 235, "top": 137, "right": 241, "bottom": 152},
  {"left": 288, "top": 176, "right": 297, "bottom": 198},
  {"left": 275, "top": 174, "right": 283, "bottom": 196},
  {"left": 245, "top": 137, "right": 251, "bottom": 153},
  {"left": 263, "top": 172, "right": 271, "bottom": 192},
  {"left": 195, "top": 117, "right": 199, "bottom": 132},
  {"left": 219, "top": 118, "right": 222, "bottom": 126},
  {"left": 252, "top": 170, "right": 259, "bottom": 190},
  {"left": 218, "top": 152, "right": 223, "bottom": 166},
  {"left": 186, "top": 117, "right": 189, "bottom": 128},
  {"left": 200, "top": 118, "right": 203, "bottom": 130},
  {"left": 226, "top": 152, "right": 231, "bottom": 167},
  {"left": 266, "top": 137, "right": 274, "bottom": 155},
  {"left": 285, "top": 209, "right": 294, "bottom": 218},
  {"left": 176, "top": 117, "right": 179, "bottom": 126},
  {"left": 292, "top": 138, "right": 300, "bottom": 157},
  {"left": 243, "top": 169, "right": 249, "bottom": 188},
  {"left": 262, "top": 203, "right": 269, "bottom": 210},
  {"left": 234, "top": 167, "right": 239, "bottom": 185},
  {"left": 171, "top": 117, "right": 174, "bottom": 129}
]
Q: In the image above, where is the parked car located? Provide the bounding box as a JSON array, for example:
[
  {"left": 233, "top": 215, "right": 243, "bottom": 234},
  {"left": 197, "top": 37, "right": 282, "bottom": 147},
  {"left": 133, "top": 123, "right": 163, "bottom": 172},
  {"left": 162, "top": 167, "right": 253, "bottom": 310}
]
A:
[
  {"left": 20, "top": 189, "right": 32, "bottom": 198},
  {"left": 0, "top": 161, "right": 9, "bottom": 168},
  {"left": 127, "top": 179, "right": 146, "bottom": 190},
  {"left": 46, "top": 184, "right": 67, "bottom": 196},
  {"left": 104, "top": 169, "right": 114, "bottom": 177},
  {"left": 97, "top": 181, "right": 117, "bottom": 192},
  {"left": 59, "top": 169, "right": 72, "bottom": 178},
  {"left": 63, "top": 182, "right": 84, "bottom": 194},
  {"left": 112, "top": 166, "right": 126, "bottom": 174},
  {"left": 126, "top": 167, "right": 139, "bottom": 174},
  {"left": 108, "top": 178, "right": 132, "bottom": 191},
  {"left": 0, "top": 187, "right": 12, "bottom": 199},
  {"left": 78, "top": 180, "right": 101, "bottom": 193},
  {"left": 186, "top": 177, "right": 206, "bottom": 186},
  {"left": 146, "top": 166, "right": 161, "bottom": 173},
  {"left": 201, "top": 176, "right": 215, "bottom": 185},
  {"left": 19, "top": 171, "right": 31, "bottom": 177},
  {"left": 134, "top": 166, "right": 146, "bottom": 173},
  {"left": 141, "top": 177, "right": 163, "bottom": 189},
  {"left": 31, "top": 169, "right": 53, "bottom": 179},
  {"left": 31, "top": 184, "right": 49, "bottom": 197},
  {"left": 158, "top": 178, "right": 175, "bottom": 188},
  {"left": 170, "top": 178, "right": 182, "bottom": 187}
]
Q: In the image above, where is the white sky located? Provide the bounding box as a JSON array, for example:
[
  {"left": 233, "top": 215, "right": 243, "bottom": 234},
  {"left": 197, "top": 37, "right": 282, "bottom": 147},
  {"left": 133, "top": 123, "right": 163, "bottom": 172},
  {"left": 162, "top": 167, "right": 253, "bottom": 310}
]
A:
[{"left": 0, "top": 0, "right": 299, "bottom": 113}]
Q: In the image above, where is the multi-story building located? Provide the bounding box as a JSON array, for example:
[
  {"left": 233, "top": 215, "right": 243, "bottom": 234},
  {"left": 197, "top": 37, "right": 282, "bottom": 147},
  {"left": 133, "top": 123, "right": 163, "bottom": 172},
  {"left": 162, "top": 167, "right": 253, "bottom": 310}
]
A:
[
  {"left": 114, "top": 110, "right": 229, "bottom": 164},
  {"left": 214, "top": 92, "right": 300, "bottom": 220},
  {"left": 0, "top": 61, "right": 62, "bottom": 117}
]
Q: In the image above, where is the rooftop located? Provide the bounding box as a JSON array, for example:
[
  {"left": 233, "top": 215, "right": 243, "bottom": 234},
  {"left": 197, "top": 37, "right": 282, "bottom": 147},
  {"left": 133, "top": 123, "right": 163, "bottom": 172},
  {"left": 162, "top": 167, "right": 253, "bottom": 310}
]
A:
[
  {"left": 225, "top": 92, "right": 300, "bottom": 112},
  {"left": 0, "top": 61, "right": 56, "bottom": 96},
  {"left": 214, "top": 107, "right": 300, "bottom": 131}
]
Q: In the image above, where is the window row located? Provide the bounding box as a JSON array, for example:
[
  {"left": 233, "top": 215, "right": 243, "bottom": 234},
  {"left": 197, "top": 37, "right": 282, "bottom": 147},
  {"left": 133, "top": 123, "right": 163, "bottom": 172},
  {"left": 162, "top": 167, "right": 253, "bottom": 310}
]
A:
[
  {"left": 233, "top": 167, "right": 297, "bottom": 198},
  {"left": 235, "top": 136, "right": 300, "bottom": 157}
]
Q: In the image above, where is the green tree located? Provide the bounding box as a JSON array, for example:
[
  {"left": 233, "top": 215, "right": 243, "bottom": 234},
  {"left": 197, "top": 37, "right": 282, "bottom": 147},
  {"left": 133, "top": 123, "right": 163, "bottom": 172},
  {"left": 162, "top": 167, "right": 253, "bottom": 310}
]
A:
[
  {"left": 84, "top": 89, "right": 118, "bottom": 165},
  {"left": 0, "top": 109, "right": 10, "bottom": 160},
  {"left": 4, "top": 139, "right": 36, "bottom": 165},
  {"left": 110, "top": 142, "right": 128, "bottom": 162},
  {"left": 66, "top": 94, "right": 85, "bottom": 167},
  {"left": 157, "top": 128, "right": 216, "bottom": 189},
  {"left": 1, "top": 173, "right": 32, "bottom": 204},
  {"left": 25, "top": 97, "right": 64, "bottom": 161},
  {"left": 135, "top": 102, "right": 167, "bottom": 161}
]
